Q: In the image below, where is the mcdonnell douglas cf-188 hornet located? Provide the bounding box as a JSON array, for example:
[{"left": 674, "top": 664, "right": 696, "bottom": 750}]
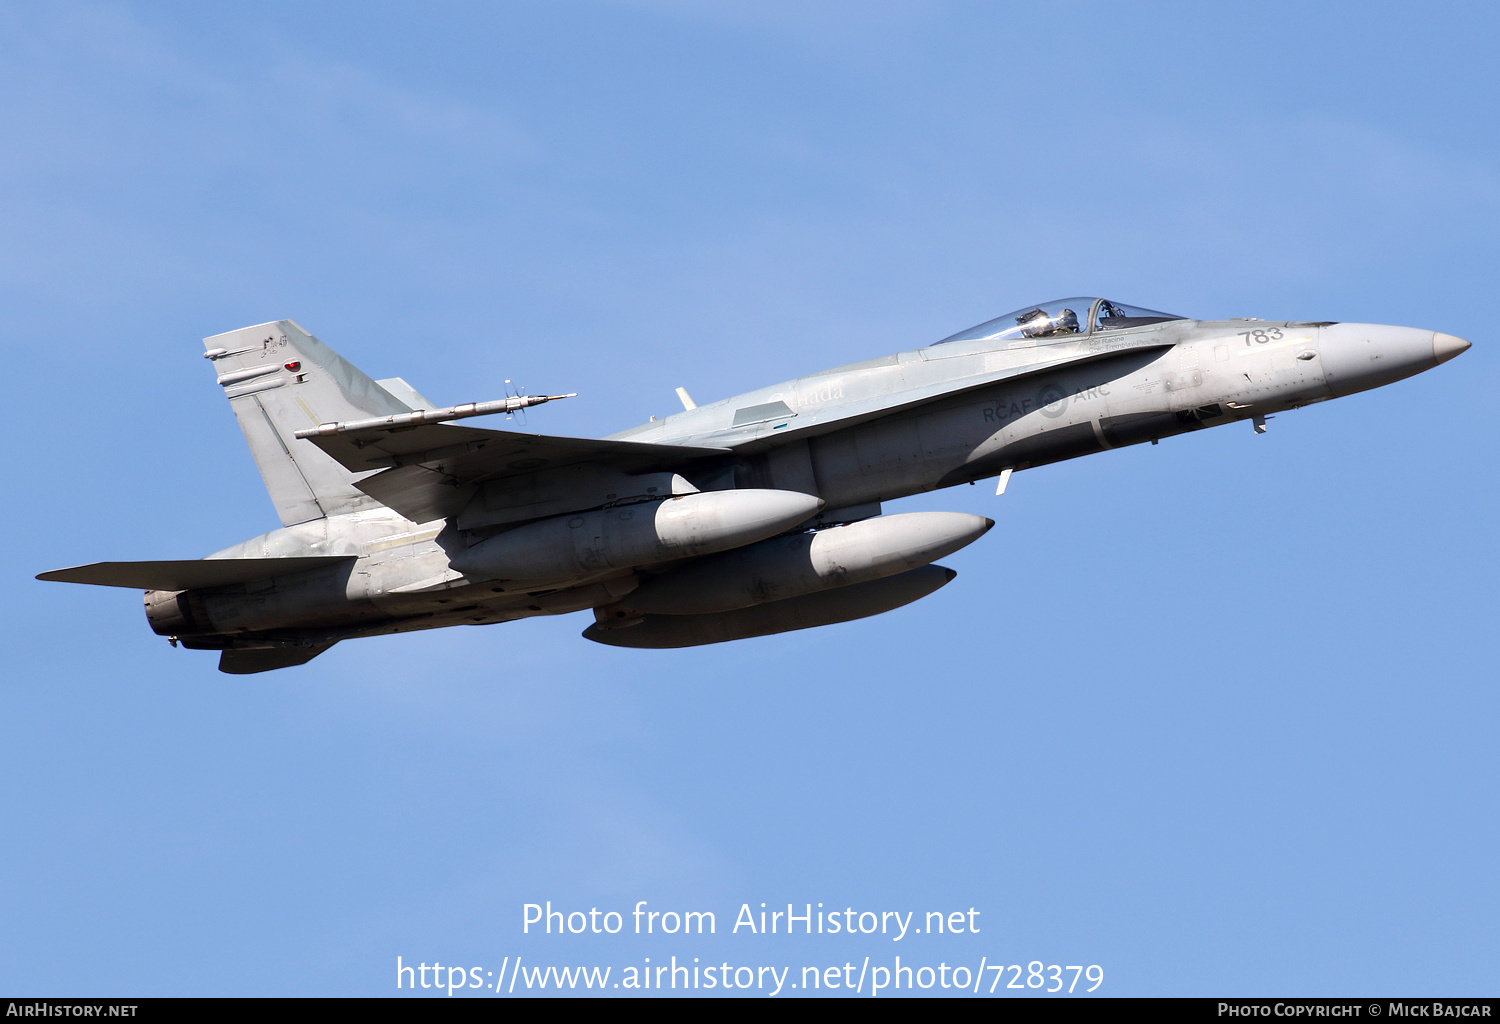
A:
[{"left": 39, "top": 298, "right": 1470, "bottom": 673}]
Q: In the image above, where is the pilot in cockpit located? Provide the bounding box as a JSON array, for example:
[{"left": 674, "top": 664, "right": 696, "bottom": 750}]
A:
[{"left": 1016, "top": 306, "right": 1080, "bottom": 338}]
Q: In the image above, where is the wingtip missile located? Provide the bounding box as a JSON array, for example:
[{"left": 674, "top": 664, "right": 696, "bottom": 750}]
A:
[{"left": 292, "top": 392, "right": 578, "bottom": 439}]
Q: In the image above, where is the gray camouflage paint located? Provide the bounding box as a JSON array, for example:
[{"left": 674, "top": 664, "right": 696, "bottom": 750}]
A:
[{"left": 39, "top": 306, "right": 1470, "bottom": 671}]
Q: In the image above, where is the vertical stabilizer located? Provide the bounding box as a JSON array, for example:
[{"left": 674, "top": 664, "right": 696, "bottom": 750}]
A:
[{"left": 204, "top": 320, "right": 415, "bottom": 526}]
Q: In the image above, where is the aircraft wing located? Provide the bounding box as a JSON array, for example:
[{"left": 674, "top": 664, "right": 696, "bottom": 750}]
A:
[
  {"left": 37, "top": 557, "right": 355, "bottom": 591},
  {"left": 303, "top": 423, "right": 731, "bottom": 523}
]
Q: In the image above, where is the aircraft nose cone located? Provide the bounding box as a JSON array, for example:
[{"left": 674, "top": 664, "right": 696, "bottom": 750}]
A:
[{"left": 1433, "top": 332, "right": 1471, "bottom": 364}]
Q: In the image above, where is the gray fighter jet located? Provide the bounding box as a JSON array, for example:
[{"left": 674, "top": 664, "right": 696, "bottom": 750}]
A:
[{"left": 38, "top": 298, "right": 1470, "bottom": 673}]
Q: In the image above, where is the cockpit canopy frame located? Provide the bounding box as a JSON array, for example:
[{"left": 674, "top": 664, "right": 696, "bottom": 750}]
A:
[{"left": 936, "top": 297, "right": 1187, "bottom": 346}]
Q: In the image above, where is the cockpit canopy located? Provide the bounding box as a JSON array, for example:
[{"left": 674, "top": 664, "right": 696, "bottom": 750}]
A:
[{"left": 936, "top": 297, "right": 1187, "bottom": 345}]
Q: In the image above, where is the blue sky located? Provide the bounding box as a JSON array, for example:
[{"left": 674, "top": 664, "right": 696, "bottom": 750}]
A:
[{"left": 2, "top": 0, "right": 1496, "bottom": 997}]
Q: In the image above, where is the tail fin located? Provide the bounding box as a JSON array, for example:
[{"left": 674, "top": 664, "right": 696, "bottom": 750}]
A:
[{"left": 204, "top": 320, "right": 418, "bottom": 526}]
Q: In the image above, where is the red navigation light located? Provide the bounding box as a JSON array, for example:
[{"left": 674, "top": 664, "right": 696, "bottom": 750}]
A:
[{"left": 284, "top": 361, "right": 301, "bottom": 371}]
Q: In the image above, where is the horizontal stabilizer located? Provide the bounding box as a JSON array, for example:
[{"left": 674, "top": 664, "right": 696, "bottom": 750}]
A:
[
  {"left": 37, "top": 557, "right": 355, "bottom": 591},
  {"left": 219, "top": 643, "right": 335, "bottom": 674}
]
